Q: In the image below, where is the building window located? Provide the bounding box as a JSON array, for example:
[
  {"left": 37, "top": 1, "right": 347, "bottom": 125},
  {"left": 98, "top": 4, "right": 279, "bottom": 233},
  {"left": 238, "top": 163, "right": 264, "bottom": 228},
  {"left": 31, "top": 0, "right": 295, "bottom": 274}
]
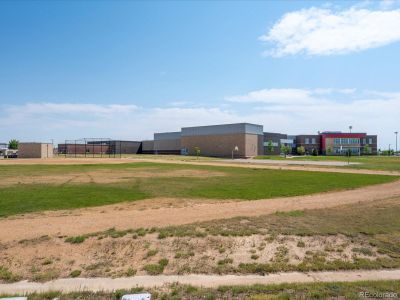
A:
[
  {"left": 369, "top": 138, "right": 373, "bottom": 144},
  {"left": 305, "top": 138, "right": 309, "bottom": 144},
  {"left": 311, "top": 138, "right": 316, "bottom": 144}
]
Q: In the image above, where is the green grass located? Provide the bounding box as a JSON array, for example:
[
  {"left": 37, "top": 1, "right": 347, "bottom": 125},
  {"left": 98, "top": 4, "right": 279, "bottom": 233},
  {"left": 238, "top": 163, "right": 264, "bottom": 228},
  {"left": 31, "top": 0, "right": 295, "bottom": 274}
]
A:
[
  {"left": 255, "top": 155, "right": 400, "bottom": 172},
  {"left": 0, "top": 162, "right": 397, "bottom": 217},
  {"left": 1, "top": 281, "right": 399, "bottom": 299}
]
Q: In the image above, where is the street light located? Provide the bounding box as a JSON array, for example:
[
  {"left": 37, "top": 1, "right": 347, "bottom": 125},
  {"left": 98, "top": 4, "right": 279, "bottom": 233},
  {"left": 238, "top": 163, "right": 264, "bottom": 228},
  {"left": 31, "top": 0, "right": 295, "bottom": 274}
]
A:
[
  {"left": 395, "top": 131, "right": 398, "bottom": 154},
  {"left": 349, "top": 125, "right": 352, "bottom": 133},
  {"left": 232, "top": 146, "right": 239, "bottom": 160}
]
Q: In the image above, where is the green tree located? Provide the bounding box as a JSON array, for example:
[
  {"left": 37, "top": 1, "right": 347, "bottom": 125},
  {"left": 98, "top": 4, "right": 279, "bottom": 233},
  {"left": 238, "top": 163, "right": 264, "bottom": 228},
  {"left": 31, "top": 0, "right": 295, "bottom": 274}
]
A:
[
  {"left": 8, "top": 139, "right": 19, "bottom": 150},
  {"left": 194, "top": 147, "right": 201, "bottom": 159},
  {"left": 296, "top": 146, "right": 305, "bottom": 156},
  {"left": 363, "top": 144, "right": 371, "bottom": 155},
  {"left": 312, "top": 148, "right": 318, "bottom": 156},
  {"left": 267, "top": 140, "right": 274, "bottom": 154},
  {"left": 280, "top": 145, "right": 291, "bottom": 158},
  {"left": 327, "top": 147, "right": 332, "bottom": 155}
]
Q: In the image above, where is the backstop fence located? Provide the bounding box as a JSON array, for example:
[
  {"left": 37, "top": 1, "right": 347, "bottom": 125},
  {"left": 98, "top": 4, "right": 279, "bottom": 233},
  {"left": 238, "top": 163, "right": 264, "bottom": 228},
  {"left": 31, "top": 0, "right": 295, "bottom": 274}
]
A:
[{"left": 58, "top": 138, "right": 122, "bottom": 158}]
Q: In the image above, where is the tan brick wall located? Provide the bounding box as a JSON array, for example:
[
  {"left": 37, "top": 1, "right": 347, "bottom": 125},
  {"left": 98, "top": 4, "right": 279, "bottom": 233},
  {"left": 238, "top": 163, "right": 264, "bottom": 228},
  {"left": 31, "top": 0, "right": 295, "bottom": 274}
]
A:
[
  {"left": 19, "top": 143, "right": 53, "bottom": 158},
  {"left": 181, "top": 133, "right": 260, "bottom": 157}
]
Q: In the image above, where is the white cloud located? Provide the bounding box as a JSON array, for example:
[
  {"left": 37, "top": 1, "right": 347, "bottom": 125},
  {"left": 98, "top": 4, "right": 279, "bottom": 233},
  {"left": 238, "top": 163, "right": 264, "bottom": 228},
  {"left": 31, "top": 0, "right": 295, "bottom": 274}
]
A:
[
  {"left": 225, "top": 88, "right": 355, "bottom": 104},
  {"left": 260, "top": 5, "right": 400, "bottom": 56},
  {"left": 0, "top": 89, "right": 399, "bottom": 148}
]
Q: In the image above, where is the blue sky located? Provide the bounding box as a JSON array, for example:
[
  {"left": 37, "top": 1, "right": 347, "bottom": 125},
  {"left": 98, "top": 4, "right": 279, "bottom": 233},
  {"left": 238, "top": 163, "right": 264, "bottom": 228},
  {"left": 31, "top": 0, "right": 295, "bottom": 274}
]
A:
[{"left": 1, "top": 0, "right": 400, "bottom": 148}]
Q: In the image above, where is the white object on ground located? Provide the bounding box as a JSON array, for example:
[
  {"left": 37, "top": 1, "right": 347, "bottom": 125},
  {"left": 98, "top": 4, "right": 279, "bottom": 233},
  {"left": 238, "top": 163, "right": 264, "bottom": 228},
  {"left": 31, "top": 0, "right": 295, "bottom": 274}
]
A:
[{"left": 121, "top": 294, "right": 151, "bottom": 300}]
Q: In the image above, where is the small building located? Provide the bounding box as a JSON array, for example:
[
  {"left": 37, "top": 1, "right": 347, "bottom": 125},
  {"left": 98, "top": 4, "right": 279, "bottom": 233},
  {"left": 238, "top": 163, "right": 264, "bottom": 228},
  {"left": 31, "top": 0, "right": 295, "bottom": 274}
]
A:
[{"left": 18, "top": 143, "right": 54, "bottom": 159}]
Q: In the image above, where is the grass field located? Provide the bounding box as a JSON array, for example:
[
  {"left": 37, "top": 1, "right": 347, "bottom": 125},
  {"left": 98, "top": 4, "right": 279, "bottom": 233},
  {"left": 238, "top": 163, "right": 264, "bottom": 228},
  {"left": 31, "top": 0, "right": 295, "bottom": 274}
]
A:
[
  {"left": 255, "top": 155, "right": 400, "bottom": 172},
  {"left": 1, "top": 280, "right": 399, "bottom": 299},
  {"left": 0, "top": 162, "right": 396, "bottom": 217}
]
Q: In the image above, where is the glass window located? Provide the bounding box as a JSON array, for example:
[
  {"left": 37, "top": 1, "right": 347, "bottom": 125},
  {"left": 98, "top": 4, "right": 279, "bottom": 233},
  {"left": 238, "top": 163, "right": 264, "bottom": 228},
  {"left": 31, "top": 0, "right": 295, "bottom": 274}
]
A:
[
  {"left": 369, "top": 138, "right": 373, "bottom": 144},
  {"left": 305, "top": 138, "right": 309, "bottom": 144},
  {"left": 311, "top": 138, "right": 316, "bottom": 144}
]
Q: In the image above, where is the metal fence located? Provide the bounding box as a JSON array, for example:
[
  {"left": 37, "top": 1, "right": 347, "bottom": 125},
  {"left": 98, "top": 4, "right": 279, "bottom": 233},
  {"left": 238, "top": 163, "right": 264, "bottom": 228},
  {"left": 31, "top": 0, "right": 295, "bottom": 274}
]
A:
[{"left": 58, "top": 138, "right": 122, "bottom": 158}]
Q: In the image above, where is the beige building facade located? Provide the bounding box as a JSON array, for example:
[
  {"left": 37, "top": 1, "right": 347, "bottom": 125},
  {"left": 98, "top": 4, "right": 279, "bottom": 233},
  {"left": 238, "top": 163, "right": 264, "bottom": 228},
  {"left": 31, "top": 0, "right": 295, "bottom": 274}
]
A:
[{"left": 18, "top": 143, "right": 54, "bottom": 158}]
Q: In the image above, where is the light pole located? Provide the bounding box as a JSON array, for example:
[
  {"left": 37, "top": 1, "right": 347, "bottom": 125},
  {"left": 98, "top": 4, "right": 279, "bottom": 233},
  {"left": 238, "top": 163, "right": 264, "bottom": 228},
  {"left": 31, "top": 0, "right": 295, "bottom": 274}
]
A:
[
  {"left": 349, "top": 125, "right": 352, "bottom": 133},
  {"left": 232, "top": 146, "right": 238, "bottom": 160},
  {"left": 395, "top": 131, "right": 398, "bottom": 154}
]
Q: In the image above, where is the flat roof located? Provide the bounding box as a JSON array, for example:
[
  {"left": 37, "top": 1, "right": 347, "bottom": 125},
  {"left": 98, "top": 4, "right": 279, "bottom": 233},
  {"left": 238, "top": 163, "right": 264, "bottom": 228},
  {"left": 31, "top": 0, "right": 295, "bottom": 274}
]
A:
[{"left": 181, "top": 123, "right": 263, "bottom": 136}]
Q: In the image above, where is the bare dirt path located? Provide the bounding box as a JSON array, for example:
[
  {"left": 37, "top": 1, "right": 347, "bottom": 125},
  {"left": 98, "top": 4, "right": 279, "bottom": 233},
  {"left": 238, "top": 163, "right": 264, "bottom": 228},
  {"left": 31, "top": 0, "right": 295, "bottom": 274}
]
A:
[
  {"left": 1, "top": 180, "right": 400, "bottom": 243},
  {"left": 1, "top": 269, "right": 400, "bottom": 293},
  {"left": 1, "top": 157, "right": 399, "bottom": 176}
]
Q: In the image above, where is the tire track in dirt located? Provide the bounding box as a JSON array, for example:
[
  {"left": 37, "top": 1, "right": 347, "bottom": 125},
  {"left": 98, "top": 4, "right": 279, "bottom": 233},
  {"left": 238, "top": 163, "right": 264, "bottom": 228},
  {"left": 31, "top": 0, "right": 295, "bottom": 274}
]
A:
[{"left": 1, "top": 180, "right": 400, "bottom": 243}]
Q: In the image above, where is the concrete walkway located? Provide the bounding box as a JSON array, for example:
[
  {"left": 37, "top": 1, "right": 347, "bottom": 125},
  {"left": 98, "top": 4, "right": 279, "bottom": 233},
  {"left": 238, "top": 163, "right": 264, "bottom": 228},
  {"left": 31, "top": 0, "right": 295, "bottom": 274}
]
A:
[{"left": 1, "top": 269, "right": 400, "bottom": 293}]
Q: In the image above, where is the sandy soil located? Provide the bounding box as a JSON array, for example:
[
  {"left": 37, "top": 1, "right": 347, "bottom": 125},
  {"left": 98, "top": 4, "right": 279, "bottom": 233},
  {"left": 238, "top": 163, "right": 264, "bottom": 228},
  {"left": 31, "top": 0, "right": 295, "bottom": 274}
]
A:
[
  {"left": 1, "top": 157, "right": 399, "bottom": 176},
  {"left": 1, "top": 180, "right": 400, "bottom": 243},
  {"left": 1, "top": 269, "right": 400, "bottom": 293},
  {"left": 0, "top": 232, "right": 379, "bottom": 282}
]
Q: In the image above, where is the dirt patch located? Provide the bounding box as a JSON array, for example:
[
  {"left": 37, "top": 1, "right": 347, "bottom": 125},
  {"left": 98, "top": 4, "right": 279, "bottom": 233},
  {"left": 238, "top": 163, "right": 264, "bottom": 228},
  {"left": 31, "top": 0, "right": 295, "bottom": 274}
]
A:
[
  {"left": 0, "top": 168, "right": 225, "bottom": 187},
  {"left": 1, "top": 180, "right": 400, "bottom": 243}
]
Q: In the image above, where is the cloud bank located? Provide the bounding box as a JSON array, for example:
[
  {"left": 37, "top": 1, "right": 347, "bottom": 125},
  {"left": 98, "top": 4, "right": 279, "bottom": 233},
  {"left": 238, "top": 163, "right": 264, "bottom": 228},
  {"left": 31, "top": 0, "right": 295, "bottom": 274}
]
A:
[
  {"left": 260, "top": 5, "right": 400, "bottom": 56},
  {"left": 0, "top": 88, "right": 399, "bottom": 148}
]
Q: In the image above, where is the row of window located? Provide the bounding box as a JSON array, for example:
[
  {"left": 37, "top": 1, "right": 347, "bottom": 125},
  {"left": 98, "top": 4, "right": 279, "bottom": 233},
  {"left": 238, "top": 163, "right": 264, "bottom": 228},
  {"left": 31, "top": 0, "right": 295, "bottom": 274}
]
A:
[
  {"left": 363, "top": 138, "right": 373, "bottom": 144},
  {"left": 333, "top": 147, "right": 361, "bottom": 154},
  {"left": 333, "top": 138, "right": 360, "bottom": 145},
  {"left": 333, "top": 138, "right": 374, "bottom": 145},
  {"left": 305, "top": 138, "right": 316, "bottom": 144}
]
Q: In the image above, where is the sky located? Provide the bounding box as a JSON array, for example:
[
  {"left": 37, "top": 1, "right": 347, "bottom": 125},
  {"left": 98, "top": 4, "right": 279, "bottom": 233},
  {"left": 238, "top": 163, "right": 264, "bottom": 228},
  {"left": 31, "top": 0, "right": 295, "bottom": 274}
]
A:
[{"left": 0, "top": 0, "right": 399, "bottom": 149}]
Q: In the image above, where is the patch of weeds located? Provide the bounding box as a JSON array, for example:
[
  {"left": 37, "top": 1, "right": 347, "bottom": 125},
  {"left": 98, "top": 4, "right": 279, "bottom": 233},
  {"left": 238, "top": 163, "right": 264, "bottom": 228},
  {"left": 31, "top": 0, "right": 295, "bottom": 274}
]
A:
[
  {"left": 251, "top": 254, "right": 260, "bottom": 260},
  {"left": 145, "top": 249, "right": 159, "bottom": 258},
  {"left": 32, "top": 268, "right": 60, "bottom": 282},
  {"left": 175, "top": 251, "right": 195, "bottom": 259},
  {"left": 218, "top": 258, "right": 233, "bottom": 265},
  {"left": 218, "top": 247, "right": 226, "bottom": 254},
  {"left": 297, "top": 241, "right": 306, "bottom": 248},
  {"left": 352, "top": 247, "right": 374, "bottom": 256},
  {"left": 69, "top": 270, "right": 81, "bottom": 278},
  {"left": 143, "top": 259, "right": 169, "bottom": 275},
  {"left": 41, "top": 259, "right": 53, "bottom": 265},
  {"left": 126, "top": 267, "right": 137, "bottom": 277},
  {"left": 0, "top": 266, "right": 19, "bottom": 282},
  {"left": 275, "top": 210, "right": 305, "bottom": 217},
  {"left": 65, "top": 235, "right": 86, "bottom": 244}
]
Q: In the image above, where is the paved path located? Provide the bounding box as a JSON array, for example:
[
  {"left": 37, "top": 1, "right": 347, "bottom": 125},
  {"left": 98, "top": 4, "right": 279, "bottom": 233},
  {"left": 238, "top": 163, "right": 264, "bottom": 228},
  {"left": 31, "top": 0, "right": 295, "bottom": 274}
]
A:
[{"left": 1, "top": 269, "right": 400, "bottom": 293}]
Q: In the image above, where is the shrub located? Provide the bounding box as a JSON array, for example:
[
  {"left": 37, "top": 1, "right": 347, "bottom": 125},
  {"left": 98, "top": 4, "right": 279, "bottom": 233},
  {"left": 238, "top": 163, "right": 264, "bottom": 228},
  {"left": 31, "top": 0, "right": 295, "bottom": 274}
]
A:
[
  {"left": 297, "top": 241, "right": 306, "bottom": 248},
  {"left": 65, "top": 236, "right": 86, "bottom": 244},
  {"left": 126, "top": 267, "right": 137, "bottom": 276},
  {"left": 70, "top": 270, "right": 81, "bottom": 278},
  {"left": 218, "top": 258, "right": 233, "bottom": 265},
  {"left": 145, "top": 249, "right": 158, "bottom": 258}
]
